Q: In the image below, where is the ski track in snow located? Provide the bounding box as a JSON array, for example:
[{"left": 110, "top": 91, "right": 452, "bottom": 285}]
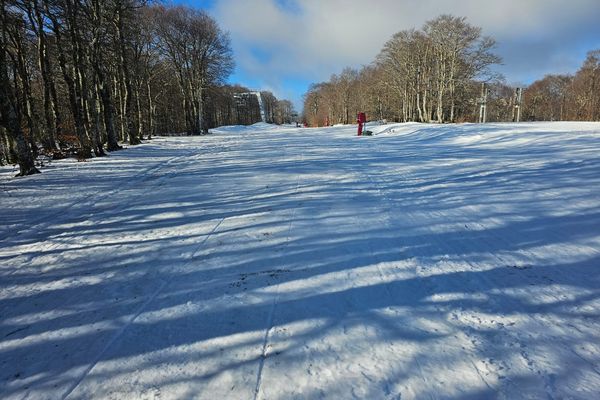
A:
[
  {"left": 254, "top": 148, "right": 304, "bottom": 400},
  {"left": 0, "top": 150, "right": 198, "bottom": 283},
  {"left": 1, "top": 122, "right": 600, "bottom": 399}
]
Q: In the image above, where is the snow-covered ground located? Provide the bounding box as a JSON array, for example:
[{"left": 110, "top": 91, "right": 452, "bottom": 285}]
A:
[{"left": 1, "top": 122, "right": 600, "bottom": 399}]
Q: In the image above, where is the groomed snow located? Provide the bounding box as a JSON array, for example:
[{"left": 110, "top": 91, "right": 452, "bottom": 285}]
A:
[{"left": 1, "top": 122, "right": 600, "bottom": 399}]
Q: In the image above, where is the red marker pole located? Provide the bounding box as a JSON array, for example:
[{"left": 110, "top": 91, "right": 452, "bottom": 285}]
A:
[{"left": 357, "top": 112, "right": 366, "bottom": 136}]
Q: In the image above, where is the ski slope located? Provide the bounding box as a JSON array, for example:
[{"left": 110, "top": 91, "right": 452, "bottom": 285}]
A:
[{"left": 1, "top": 122, "right": 600, "bottom": 399}]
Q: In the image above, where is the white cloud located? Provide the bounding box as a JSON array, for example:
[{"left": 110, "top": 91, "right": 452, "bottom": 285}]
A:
[{"left": 212, "top": 0, "right": 600, "bottom": 106}]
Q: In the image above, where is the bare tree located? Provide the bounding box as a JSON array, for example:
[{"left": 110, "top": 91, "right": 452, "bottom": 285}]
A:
[
  {"left": 523, "top": 75, "right": 572, "bottom": 121},
  {"left": 307, "top": 14, "right": 501, "bottom": 125},
  {"left": 569, "top": 50, "right": 600, "bottom": 121},
  {"left": 153, "top": 5, "right": 233, "bottom": 134},
  {"left": 0, "top": 0, "right": 39, "bottom": 175}
]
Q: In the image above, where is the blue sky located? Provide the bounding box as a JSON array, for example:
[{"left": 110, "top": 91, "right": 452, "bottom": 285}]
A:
[{"left": 171, "top": 0, "right": 600, "bottom": 112}]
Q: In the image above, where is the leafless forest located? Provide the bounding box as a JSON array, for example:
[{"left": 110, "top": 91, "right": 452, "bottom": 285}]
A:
[
  {"left": 0, "top": 0, "right": 295, "bottom": 175},
  {"left": 302, "top": 15, "right": 600, "bottom": 127}
]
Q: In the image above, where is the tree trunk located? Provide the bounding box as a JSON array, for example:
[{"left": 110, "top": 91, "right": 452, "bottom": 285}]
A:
[
  {"left": 135, "top": 80, "right": 143, "bottom": 139},
  {"left": 114, "top": 72, "right": 125, "bottom": 141},
  {"left": 436, "top": 52, "right": 446, "bottom": 123},
  {"left": 96, "top": 69, "right": 121, "bottom": 151},
  {"left": 116, "top": 7, "right": 140, "bottom": 145},
  {"left": 9, "top": 27, "right": 40, "bottom": 157},
  {"left": 88, "top": 0, "right": 121, "bottom": 151},
  {"left": 0, "top": 3, "right": 39, "bottom": 176},
  {"left": 198, "top": 87, "right": 205, "bottom": 134},
  {"left": 30, "top": 0, "right": 59, "bottom": 151},
  {"left": 89, "top": 75, "right": 106, "bottom": 157},
  {"left": 146, "top": 77, "right": 154, "bottom": 139},
  {"left": 49, "top": 1, "right": 92, "bottom": 159}
]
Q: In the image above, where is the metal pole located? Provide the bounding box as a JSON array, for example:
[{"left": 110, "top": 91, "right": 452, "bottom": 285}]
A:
[
  {"left": 515, "top": 88, "right": 522, "bottom": 122},
  {"left": 479, "top": 104, "right": 483, "bottom": 124},
  {"left": 479, "top": 83, "right": 488, "bottom": 123},
  {"left": 483, "top": 87, "right": 487, "bottom": 123}
]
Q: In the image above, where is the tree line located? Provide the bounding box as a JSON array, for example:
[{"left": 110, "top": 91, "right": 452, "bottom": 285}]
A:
[
  {"left": 521, "top": 51, "right": 600, "bottom": 122},
  {"left": 303, "top": 15, "right": 501, "bottom": 126},
  {"left": 302, "top": 14, "right": 600, "bottom": 127},
  {"left": 0, "top": 0, "right": 294, "bottom": 176}
]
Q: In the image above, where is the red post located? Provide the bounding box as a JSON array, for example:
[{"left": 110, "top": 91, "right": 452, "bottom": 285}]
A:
[{"left": 357, "top": 112, "right": 366, "bottom": 136}]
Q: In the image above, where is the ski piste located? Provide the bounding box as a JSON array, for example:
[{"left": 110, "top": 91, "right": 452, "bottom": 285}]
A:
[{"left": 1, "top": 121, "right": 600, "bottom": 399}]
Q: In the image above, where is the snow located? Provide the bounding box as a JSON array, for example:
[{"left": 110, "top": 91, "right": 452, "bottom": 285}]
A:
[{"left": 1, "top": 121, "right": 600, "bottom": 399}]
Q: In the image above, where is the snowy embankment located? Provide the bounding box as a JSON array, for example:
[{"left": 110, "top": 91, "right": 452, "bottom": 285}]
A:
[{"left": 1, "top": 122, "right": 600, "bottom": 399}]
